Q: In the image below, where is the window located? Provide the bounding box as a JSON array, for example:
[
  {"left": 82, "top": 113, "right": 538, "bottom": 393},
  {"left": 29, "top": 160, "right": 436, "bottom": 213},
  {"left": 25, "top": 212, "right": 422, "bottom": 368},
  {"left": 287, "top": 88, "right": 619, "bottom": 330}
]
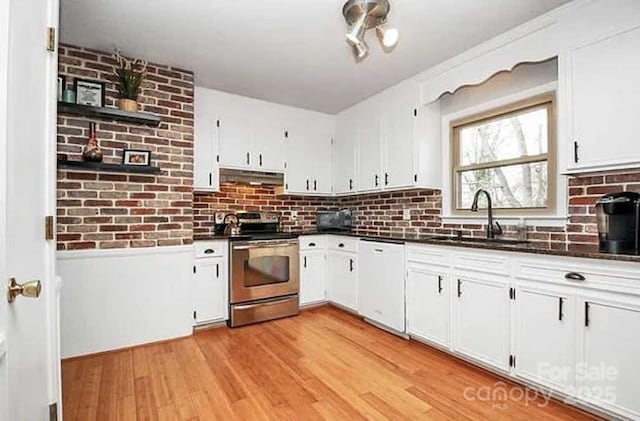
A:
[{"left": 451, "top": 94, "right": 555, "bottom": 214}]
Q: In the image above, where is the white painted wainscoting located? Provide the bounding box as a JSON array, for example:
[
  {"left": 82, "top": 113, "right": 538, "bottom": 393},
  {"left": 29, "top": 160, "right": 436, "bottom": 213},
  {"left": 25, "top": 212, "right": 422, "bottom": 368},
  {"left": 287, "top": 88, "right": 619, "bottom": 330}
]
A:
[{"left": 57, "top": 246, "right": 193, "bottom": 358}]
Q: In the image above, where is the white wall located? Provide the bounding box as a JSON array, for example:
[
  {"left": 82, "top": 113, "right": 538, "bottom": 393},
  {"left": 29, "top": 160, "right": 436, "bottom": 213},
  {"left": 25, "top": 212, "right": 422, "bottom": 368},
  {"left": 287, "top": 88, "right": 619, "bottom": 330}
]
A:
[{"left": 58, "top": 246, "right": 193, "bottom": 358}]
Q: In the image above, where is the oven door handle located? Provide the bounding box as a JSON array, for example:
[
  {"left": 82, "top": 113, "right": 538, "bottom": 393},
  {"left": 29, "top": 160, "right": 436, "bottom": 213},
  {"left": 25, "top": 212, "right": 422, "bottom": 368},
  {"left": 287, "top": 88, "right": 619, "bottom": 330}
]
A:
[
  {"left": 233, "top": 299, "right": 292, "bottom": 311},
  {"left": 232, "top": 243, "right": 297, "bottom": 250}
]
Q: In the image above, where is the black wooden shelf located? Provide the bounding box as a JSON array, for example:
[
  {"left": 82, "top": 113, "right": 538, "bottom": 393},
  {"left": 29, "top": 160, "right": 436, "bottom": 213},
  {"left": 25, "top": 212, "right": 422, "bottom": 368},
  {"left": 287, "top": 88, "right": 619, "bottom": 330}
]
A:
[
  {"left": 57, "top": 102, "right": 162, "bottom": 126},
  {"left": 57, "top": 160, "right": 162, "bottom": 175}
]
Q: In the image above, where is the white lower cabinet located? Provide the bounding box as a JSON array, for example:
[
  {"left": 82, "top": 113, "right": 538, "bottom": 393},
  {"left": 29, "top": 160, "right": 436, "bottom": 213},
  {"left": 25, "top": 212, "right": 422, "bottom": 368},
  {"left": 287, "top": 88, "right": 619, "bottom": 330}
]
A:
[
  {"left": 327, "top": 250, "right": 357, "bottom": 311},
  {"left": 300, "top": 250, "right": 327, "bottom": 306},
  {"left": 512, "top": 284, "right": 575, "bottom": 392},
  {"left": 453, "top": 275, "right": 510, "bottom": 371},
  {"left": 406, "top": 267, "right": 449, "bottom": 348},
  {"left": 578, "top": 294, "right": 640, "bottom": 419},
  {"left": 192, "top": 255, "right": 228, "bottom": 325},
  {"left": 358, "top": 241, "right": 405, "bottom": 332}
]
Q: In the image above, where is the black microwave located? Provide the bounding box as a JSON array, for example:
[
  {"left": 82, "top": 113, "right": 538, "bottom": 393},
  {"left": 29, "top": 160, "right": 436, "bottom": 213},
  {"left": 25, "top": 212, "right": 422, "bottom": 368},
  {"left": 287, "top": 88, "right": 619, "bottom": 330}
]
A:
[{"left": 316, "top": 209, "right": 353, "bottom": 232}]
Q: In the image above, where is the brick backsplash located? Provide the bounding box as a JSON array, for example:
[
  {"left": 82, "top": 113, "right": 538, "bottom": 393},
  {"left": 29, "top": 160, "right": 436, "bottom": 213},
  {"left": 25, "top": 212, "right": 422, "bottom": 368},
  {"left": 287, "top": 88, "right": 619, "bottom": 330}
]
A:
[
  {"left": 56, "top": 44, "right": 194, "bottom": 250},
  {"left": 195, "top": 170, "right": 640, "bottom": 253}
]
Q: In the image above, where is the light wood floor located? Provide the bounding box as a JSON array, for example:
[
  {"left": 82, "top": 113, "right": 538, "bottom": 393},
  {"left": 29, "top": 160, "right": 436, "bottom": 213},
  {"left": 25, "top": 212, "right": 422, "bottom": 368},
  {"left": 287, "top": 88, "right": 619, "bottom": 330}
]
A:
[{"left": 62, "top": 305, "right": 599, "bottom": 420}]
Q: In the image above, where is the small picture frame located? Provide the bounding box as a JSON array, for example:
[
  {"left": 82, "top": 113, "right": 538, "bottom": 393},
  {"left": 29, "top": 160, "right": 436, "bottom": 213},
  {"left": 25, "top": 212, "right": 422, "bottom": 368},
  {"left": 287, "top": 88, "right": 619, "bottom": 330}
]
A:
[
  {"left": 123, "top": 149, "right": 151, "bottom": 166},
  {"left": 73, "top": 78, "right": 106, "bottom": 107},
  {"left": 57, "top": 75, "right": 66, "bottom": 101}
]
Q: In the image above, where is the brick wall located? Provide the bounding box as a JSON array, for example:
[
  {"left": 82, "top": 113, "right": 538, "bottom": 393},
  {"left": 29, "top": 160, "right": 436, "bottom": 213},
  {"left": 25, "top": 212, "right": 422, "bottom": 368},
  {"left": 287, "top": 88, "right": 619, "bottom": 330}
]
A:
[
  {"left": 195, "top": 170, "right": 640, "bottom": 253},
  {"left": 56, "top": 44, "right": 194, "bottom": 250},
  {"left": 193, "top": 184, "right": 337, "bottom": 235}
]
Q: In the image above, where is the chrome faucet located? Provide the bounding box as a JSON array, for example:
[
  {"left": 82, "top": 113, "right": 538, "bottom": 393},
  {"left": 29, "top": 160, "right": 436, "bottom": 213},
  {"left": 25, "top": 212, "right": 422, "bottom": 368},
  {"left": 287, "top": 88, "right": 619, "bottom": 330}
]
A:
[{"left": 470, "top": 189, "right": 502, "bottom": 239}]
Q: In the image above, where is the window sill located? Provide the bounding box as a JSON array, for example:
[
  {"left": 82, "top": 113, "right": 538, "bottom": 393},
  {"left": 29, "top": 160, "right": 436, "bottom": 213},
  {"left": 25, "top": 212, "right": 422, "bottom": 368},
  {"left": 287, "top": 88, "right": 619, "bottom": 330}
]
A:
[{"left": 441, "top": 215, "right": 568, "bottom": 227}]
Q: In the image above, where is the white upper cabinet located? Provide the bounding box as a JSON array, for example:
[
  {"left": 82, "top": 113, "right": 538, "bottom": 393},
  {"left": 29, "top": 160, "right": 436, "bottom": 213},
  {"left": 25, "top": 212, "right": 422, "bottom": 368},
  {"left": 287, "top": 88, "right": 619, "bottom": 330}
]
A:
[
  {"left": 567, "top": 22, "right": 640, "bottom": 172},
  {"left": 193, "top": 89, "right": 220, "bottom": 191},
  {"left": 284, "top": 123, "right": 333, "bottom": 195},
  {"left": 357, "top": 105, "right": 383, "bottom": 191},
  {"left": 380, "top": 90, "right": 418, "bottom": 190},
  {"left": 333, "top": 123, "right": 358, "bottom": 194},
  {"left": 217, "top": 111, "right": 253, "bottom": 169},
  {"left": 252, "top": 120, "right": 285, "bottom": 172}
]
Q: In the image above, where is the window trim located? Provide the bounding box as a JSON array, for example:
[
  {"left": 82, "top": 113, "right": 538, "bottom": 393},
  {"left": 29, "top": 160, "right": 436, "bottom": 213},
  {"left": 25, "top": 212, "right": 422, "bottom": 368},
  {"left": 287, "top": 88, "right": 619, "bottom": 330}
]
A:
[{"left": 450, "top": 93, "right": 556, "bottom": 216}]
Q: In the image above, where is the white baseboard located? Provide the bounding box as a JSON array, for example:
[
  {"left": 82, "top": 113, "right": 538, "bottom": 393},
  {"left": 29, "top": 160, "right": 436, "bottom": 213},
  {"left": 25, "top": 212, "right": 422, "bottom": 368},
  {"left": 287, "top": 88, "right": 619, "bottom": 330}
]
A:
[{"left": 57, "top": 245, "right": 194, "bottom": 358}]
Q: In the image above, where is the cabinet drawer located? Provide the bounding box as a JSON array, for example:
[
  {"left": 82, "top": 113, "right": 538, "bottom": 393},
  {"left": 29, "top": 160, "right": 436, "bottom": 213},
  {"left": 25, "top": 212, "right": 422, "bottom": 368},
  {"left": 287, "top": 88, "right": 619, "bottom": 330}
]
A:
[
  {"left": 406, "top": 244, "right": 452, "bottom": 268},
  {"left": 328, "top": 236, "right": 358, "bottom": 253},
  {"left": 194, "top": 241, "right": 228, "bottom": 259},
  {"left": 453, "top": 250, "right": 510, "bottom": 277},
  {"left": 514, "top": 256, "right": 640, "bottom": 296},
  {"left": 300, "top": 235, "right": 327, "bottom": 250}
]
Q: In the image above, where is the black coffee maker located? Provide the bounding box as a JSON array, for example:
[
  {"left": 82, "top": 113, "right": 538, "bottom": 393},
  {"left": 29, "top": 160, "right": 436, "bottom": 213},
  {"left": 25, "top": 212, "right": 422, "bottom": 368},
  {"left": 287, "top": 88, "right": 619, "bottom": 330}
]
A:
[{"left": 596, "top": 192, "right": 640, "bottom": 254}]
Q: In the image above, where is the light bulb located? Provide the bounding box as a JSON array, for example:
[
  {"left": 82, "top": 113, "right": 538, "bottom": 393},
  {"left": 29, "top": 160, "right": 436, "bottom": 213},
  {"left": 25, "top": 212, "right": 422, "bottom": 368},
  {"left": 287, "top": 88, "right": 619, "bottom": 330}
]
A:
[{"left": 377, "top": 26, "right": 399, "bottom": 48}]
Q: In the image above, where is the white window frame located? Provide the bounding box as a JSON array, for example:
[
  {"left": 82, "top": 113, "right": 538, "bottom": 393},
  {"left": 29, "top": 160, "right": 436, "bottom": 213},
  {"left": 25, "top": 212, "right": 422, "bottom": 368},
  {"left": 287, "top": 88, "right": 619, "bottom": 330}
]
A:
[{"left": 440, "top": 82, "right": 568, "bottom": 227}]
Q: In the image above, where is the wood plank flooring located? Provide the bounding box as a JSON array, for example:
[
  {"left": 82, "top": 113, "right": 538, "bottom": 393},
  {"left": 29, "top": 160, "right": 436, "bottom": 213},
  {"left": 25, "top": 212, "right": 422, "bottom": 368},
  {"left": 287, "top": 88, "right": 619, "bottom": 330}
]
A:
[{"left": 62, "top": 305, "right": 599, "bottom": 420}]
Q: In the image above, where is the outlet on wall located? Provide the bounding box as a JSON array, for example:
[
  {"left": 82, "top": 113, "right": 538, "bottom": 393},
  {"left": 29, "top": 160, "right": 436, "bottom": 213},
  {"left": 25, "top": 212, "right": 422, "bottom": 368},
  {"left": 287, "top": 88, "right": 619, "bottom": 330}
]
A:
[
  {"left": 291, "top": 210, "right": 298, "bottom": 221},
  {"left": 403, "top": 209, "right": 411, "bottom": 221}
]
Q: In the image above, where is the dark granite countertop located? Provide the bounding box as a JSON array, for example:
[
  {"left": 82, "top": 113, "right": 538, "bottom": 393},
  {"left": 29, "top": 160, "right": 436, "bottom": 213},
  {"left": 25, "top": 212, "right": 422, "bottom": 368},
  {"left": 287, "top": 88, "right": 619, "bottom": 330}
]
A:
[{"left": 194, "top": 231, "right": 640, "bottom": 263}]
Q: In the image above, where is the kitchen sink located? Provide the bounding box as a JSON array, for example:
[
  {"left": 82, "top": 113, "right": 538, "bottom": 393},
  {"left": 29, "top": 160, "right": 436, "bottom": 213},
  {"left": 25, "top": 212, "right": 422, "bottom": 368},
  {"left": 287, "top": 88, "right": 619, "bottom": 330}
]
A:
[{"left": 426, "top": 236, "right": 529, "bottom": 245}]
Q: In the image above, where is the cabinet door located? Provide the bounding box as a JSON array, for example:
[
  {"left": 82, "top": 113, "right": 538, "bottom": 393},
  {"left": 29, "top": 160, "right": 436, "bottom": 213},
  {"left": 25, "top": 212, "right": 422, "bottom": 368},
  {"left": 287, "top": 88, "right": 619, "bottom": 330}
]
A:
[
  {"left": 252, "top": 121, "right": 285, "bottom": 172},
  {"left": 310, "top": 133, "right": 333, "bottom": 194},
  {"left": 513, "top": 286, "right": 574, "bottom": 391},
  {"left": 454, "top": 276, "right": 510, "bottom": 371},
  {"left": 382, "top": 106, "right": 416, "bottom": 189},
  {"left": 193, "top": 258, "right": 227, "bottom": 324},
  {"left": 327, "top": 251, "right": 357, "bottom": 311},
  {"left": 580, "top": 298, "right": 640, "bottom": 418},
  {"left": 193, "top": 112, "right": 219, "bottom": 192},
  {"left": 358, "top": 242, "right": 405, "bottom": 332},
  {"left": 284, "top": 128, "right": 312, "bottom": 194},
  {"left": 217, "top": 112, "right": 252, "bottom": 169},
  {"left": 333, "top": 126, "right": 358, "bottom": 194},
  {"left": 407, "top": 269, "right": 449, "bottom": 347},
  {"left": 358, "top": 119, "right": 382, "bottom": 191},
  {"left": 300, "top": 251, "right": 326, "bottom": 305},
  {"left": 569, "top": 24, "right": 640, "bottom": 170}
]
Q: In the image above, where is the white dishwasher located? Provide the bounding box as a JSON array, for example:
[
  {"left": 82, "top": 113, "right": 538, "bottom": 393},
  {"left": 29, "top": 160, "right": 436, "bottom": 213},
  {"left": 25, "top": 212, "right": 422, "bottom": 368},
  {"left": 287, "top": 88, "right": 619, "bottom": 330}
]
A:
[{"left": 357, "top": 240, "right": 406, "bottom": 333}]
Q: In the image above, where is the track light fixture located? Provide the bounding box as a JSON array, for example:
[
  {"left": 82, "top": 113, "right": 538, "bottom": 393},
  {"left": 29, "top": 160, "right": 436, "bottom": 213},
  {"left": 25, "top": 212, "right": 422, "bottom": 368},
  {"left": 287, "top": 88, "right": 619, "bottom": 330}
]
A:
[{"left": 342, "top": 0, "right": 398, "bottom": 61}]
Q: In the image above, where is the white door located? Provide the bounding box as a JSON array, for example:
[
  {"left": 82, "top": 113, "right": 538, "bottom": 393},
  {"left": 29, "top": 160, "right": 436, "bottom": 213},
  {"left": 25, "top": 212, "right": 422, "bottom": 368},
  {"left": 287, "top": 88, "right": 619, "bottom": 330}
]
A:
[
  {"left": 252, "top": 120, "right": 285, "bottom": 173},
  {"left": 382, "top": 105, "right": 416, "bottom": 189},
  {"left": 406, "top": 268, "right": 450, "bottom": 347},
  {"left": 1, "top": 0, "right": 61, "bottom": 419},
  {"left": 358, "top": 241, "right": 405, "bottom": 332},
  {"left": 579, "top": 297, "right": 640, "bottom": 418},
  {"left": 513, "top": 285, "right": 574, "bottom": 392},
  {"left": 454, "top": 276, "right": 510, "bottom": 371},
  {"left": 300, "top": 251, "right": 326, "bottom": 305},
  {"left": 327, "top": 251, "right": 357, "bottom": 311},
  {"left": 332, "top": 126, "right": 358, "bottom": 194},
  {"left": 193, "top": 258, "right": 227, "bottom": 324},
  {"left": 217, "top": 111, "right": 252, "bottom": 169}
]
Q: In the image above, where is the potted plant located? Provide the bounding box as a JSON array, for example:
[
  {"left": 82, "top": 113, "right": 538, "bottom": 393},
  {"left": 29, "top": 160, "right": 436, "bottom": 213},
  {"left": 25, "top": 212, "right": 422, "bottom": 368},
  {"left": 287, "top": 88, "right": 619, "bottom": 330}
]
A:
[{"left": 113, "top": 49, "right": 147, "bottom": 112}]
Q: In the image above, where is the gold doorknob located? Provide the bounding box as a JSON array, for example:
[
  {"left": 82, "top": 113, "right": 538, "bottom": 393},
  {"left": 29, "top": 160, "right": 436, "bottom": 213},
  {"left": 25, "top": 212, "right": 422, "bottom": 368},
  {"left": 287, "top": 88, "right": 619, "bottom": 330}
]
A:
[{"left": 7, "top": 278, "right": 41, "bottom": 303}]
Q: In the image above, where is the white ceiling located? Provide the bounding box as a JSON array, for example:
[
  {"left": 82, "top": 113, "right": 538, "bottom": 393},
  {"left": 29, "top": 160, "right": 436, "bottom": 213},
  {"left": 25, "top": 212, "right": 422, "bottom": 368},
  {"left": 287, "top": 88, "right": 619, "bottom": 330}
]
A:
[{"left": 60, "top": 0, "right": 570, "bottom": 114}]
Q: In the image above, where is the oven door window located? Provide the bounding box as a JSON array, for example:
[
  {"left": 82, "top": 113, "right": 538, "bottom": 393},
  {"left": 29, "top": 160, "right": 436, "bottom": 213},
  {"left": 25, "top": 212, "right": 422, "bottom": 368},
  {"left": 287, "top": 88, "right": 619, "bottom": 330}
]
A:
[{"left": 244, "top": 256, "right": 290, "bottom": 287}]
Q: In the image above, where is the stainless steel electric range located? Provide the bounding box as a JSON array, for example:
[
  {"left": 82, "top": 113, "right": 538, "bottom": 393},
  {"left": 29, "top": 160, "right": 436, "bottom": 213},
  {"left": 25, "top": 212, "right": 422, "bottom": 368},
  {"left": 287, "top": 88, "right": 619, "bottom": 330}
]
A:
[{"left": 215, "top": 212, "right": 300, "bottom": 327}]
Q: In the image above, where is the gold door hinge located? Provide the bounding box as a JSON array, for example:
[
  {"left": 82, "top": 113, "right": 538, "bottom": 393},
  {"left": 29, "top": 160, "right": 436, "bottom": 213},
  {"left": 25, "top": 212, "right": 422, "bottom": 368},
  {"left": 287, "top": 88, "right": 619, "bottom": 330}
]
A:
[
  {"left": 47, "top": 27, "right": 56, "bottom": 52},
  {"left": 45, "top": 215, "right": 54, "bottom": 240}
]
